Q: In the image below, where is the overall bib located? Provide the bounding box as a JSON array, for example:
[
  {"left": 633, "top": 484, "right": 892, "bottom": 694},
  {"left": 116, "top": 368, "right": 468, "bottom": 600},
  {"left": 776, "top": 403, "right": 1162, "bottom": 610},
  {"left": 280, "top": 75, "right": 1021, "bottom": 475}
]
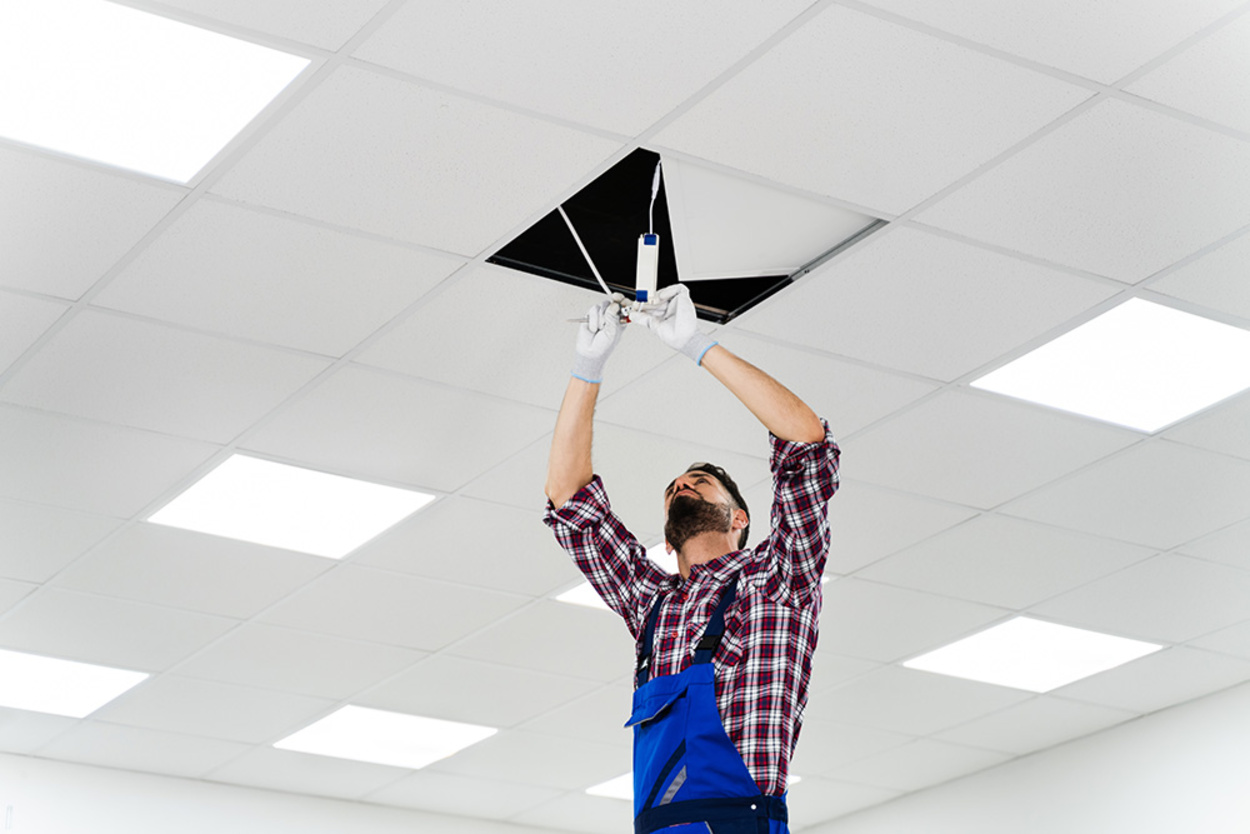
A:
[{"left": 625, "top": 577, "right": 788, "bottom": 834}]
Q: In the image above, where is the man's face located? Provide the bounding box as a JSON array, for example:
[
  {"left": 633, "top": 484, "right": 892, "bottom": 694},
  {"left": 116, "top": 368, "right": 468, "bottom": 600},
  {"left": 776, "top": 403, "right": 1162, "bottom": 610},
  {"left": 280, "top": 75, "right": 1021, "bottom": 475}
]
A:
[{"left": 663, "top": 471, "right": 737, "bottom": 553}]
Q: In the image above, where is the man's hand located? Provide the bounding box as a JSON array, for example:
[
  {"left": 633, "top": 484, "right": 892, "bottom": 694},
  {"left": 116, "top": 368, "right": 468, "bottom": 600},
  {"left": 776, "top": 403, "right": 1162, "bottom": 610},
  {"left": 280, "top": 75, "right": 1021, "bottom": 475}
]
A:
[
  {"left": 639, "top": 284, "right": 718, "bottom": 365},
  {"left": 572, "top": 294, "right": 624, "bottom": 383}
]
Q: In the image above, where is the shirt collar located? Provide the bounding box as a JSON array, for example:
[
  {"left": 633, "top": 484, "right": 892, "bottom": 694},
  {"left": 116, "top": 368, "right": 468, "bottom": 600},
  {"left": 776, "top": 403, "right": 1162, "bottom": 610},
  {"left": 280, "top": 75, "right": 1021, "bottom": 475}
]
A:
[{"left": 687, "top": 547, "right": 751, "bottom": 583}]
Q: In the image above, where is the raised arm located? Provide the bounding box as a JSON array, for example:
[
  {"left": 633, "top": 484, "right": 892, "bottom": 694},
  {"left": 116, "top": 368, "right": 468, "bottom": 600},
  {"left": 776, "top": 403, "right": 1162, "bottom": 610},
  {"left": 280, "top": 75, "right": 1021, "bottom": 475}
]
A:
[
  {"left": 640, "top": 285, "right": 824, "bottom": 443},
  {"left": 545, "top": 296, "right": 623, "bottom": 507}
]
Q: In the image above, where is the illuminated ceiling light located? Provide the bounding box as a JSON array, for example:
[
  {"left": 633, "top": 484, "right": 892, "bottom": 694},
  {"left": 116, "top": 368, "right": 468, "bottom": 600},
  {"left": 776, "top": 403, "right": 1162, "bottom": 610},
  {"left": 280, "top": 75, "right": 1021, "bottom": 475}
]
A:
[
  {"left": 904, "top": 617, "right": 1162, "bottom": 692},
  {"left": 274, "top": 706, "right": 496, "bottom": 769},
  {"left": 148, "top": 455, "right": 435, "bottom": 559},
  {"left": 972, "top": 299, "right": 1250, "bottom": 432},
  {"left": 0, "top": 0, "right": 309, "bottom": 182},
  {"left": 0, "top": 648, "right": 147, "bottom": 717}
]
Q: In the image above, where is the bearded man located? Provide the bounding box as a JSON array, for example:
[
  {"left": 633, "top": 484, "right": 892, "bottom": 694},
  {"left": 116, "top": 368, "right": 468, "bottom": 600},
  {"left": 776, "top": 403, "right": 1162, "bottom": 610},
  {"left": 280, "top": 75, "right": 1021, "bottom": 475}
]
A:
[{"left": 544, "top": 284, "right": 840, "bottom": 834}]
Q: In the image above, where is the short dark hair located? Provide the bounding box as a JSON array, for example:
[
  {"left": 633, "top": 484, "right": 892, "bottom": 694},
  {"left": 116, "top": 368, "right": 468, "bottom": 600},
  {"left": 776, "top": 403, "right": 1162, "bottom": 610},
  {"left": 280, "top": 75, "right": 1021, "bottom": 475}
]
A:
[{"left": 685, "top": 462, "right": 750, "bottom": 549}]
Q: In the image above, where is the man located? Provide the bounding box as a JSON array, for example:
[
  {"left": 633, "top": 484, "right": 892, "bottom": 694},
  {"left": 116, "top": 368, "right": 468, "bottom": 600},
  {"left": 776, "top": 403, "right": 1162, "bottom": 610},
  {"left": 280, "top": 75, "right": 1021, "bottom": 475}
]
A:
[{"left": 544, "top": 284, "right": 839, "bottom": 834}]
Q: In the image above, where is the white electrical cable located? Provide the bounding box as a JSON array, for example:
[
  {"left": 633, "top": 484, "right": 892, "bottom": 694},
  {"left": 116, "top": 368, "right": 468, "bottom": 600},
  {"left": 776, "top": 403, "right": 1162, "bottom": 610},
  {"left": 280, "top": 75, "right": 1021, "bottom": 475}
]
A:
[
  {"left": 648, "top": 160, "right": 662, "bottom": 235},
  {"left": 557, "top": 205, "right": 615, "bottom": 300}
]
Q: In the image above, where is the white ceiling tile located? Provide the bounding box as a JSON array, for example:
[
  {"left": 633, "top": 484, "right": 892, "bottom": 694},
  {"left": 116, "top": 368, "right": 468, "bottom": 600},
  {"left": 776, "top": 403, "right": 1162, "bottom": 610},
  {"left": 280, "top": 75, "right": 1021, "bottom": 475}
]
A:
[
  {"left": 840, "top": 390, "right": 1139, "bottom": 510},
  {"left": 358, "top": 654, "right": 599, "bottom": 730},
  {"left": 241, "top": 365, "right": 555, "bottom": 493},
  {"left": 0, "top": 405, "right": 218, "bottom": 517},
  {"left": 823, "top": 482, "right": 978, "bottom": 575},
  {"left": 95, "top": 200, "right": 462, "bottom": 356},
  {"left": 856, "top": 0, "right": 1244, "bottom": 83},
  {"left": 1028, "top": 554, "right": 1250, "bottom": 643},
  {"left": 93, "top": 675, "right": 332, "bottom": 743},
  {"left": 1179, "top": 517, "right": 1250, "bottom": 571},
  {"left": 818, "top": 578, "right": 1010, "bottom": 663},
  {"left": 0, "top": 588, "right": 235, "bottom": 671},
  {"left": 1127, "top": 12, "right": 1250, "bottom": 133},
  {"left": 652, "top": 5, "right": 1090, "bottom": 214},
  {"left": 174, "top": 623, "right": 424, "bottom": 700},
  {"left": 38, "top": 721, "right": 250, "bottom": 778},
  {"left": 0, "top": 148, "right": 184, "bottom": 298},
  {"left": 0, "top": 579, "right": 34, "bottom": 617},
  {"left": 787, "top": 717, "right": 913, "bottom": 775},
  {"left": 432, "top": 729, "right": 628, "bottom": 791},
  {"left": 737, "top": 226, "right": 1119, "bottom": 380},
  {"left": 515, "top": 682, "right": 633, "bottom": 749},
  {"left": 0, "top": 707, "right": 78, "bottom": 755},
  {"left": 211, "top": 65, "right": 620, "bottom": 256},
  {"left": 447, "top": 601, "right": 636, "bottom": 683},
  {"left": 935, "top": 695, "right": 1139, "bottom": 755},
  {"left": 0, "top": 498, "right": 120, "bottom": 584},
  {"left": 355, "top": 496, "right": 580, "bottom": 597},
  {"left": 858, "top": 515, "right": 1155, "bottom": 610},
  {"left": 597, "top": 332, "right": 935, "bottom": 458},
  {"left": 511, "top": 791, "right": 634, "bottom": 834},
  {"left": 154, "top": 0, "right": 391, "bottom": 50},
  {"left": 1053, "top": 646, "right": 1250, "bottom": 713},
  {"left": 784, "top": 777, "right": 904, "bottom": 825},
  {"left": 805, "top": 653, "right": 884, "bottom": 697},
  {"left": 1190, "top": 620, "right": 1250, "bottom": 660},
  {"left": 1004, "top": 440, "right": 1250, "bottom": 549},
  {"left": 366, "top": 770, "right": 562, "bottom": 820},
  {"left": 1, "top": 311, "right": 330, "bottom": 443},
  {"left": 0, "top": 292, "right": 66, "bottom": 374},
  {"left": 356, "top": 265, "right": 673, "bottom": 409},
  {"left": 52, "top": 524, "right": 331, "bottom": 619},
  {"left": 1164, "top": 390, "right": 1250, "bottom": 462},
  {"left": 918, "top": 99, "right": 1250, "bottom": 282},
  {"left": 206, "top": 746, "right": 407, "bottom": 800},
  {"left": 1149, "top": 230, "right": 1250, "bottom": 321},
  {"left": 258, "top": 566, "right": 527, "bottom": 652},
  {"left": 816, "top": 666, "right": 1032, "bottom": 736},
  {"left": 355, "top": 0, "right": 812, "bottom": 135},
  {"left": 827, "top": 738, "right": 1010, "bottom": 792}
]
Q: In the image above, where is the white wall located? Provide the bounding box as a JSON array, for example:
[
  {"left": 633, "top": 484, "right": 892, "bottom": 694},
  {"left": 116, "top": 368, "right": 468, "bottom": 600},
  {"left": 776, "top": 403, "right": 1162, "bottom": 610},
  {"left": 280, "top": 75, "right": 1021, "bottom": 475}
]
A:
[
  {"left": 0, "top": 752, "right": 549, "bottom": 834},
  {"left": 808, "top": 679, "right": 1250, "bottom": 834}
]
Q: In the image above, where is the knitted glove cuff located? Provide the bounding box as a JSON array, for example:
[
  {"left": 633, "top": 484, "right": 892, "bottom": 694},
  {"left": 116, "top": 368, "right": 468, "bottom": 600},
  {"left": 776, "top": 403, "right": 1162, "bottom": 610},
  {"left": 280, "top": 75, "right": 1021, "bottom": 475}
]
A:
[
  {"left": 679, "top": 332, "right": 718, "bottom": 365},
  {"left": 571, "top": 351, "right": 608, "bottom": 384}
]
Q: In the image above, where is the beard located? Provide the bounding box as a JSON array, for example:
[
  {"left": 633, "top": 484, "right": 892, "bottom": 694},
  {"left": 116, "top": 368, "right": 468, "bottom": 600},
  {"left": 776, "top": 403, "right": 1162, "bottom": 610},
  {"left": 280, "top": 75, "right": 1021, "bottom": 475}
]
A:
[{"left": 664, "top": 493, "right": 734, "bottom": 553}]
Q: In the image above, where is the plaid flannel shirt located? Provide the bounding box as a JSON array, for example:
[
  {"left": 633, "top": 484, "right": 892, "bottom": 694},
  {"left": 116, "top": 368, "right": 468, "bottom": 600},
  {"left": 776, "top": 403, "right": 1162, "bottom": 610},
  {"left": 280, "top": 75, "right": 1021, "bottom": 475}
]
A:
[{"left": 543, "top": 423, "right": 839, "bottom": 796}]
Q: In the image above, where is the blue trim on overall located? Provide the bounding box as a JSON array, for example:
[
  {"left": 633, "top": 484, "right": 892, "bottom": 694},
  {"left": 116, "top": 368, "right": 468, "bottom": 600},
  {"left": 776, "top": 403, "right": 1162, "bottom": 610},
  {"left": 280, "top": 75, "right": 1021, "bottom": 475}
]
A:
[{"left": 627, "top": 576, "right": 790, "bottom": 834}]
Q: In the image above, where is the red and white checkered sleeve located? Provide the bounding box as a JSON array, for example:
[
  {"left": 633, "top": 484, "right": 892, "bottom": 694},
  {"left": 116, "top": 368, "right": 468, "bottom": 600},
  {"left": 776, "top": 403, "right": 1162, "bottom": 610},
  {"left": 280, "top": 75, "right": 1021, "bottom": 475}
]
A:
[{"left": 543, "top": 475, "right": 668, "bottom": 638}]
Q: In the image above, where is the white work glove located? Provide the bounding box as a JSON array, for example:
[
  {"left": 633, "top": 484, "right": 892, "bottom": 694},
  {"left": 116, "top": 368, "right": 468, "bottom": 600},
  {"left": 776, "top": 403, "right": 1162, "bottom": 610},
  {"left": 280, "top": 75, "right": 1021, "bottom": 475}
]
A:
[
  {"left": 571, "top": 294, "right": 625, "bottom": 383},
  {"left": 639, "top": 284, "right": 718, "bottom": 365}
]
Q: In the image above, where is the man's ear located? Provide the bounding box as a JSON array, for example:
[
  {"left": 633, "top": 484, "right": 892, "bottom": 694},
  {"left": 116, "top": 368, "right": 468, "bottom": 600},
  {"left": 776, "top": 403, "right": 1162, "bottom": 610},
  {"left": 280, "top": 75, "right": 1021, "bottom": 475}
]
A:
[
  {"left": 664, "top": 540, "right": 674, "bottom": 554},
  {"left": 731, "top": 509, "right": 748, "bottom": 531}
]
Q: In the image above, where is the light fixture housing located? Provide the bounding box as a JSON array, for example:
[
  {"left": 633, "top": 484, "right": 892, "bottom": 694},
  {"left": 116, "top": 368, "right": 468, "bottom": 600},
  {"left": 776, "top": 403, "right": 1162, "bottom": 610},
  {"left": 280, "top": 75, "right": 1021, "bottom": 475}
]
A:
[
  {"left": 274, "top": 705, "right": 496, "bottom": 769},
  {"left": 972, "top": 298, "right": 1250, "bottom": 432},
  {"left": 148, "top": 455, "right": 435, "bottom": 558},
  {"left": 0, "top": 0, "right": 309, "bottom": 182},
  {"left": 904, "top": 617, "right": 1162, "bottom": 692},
  {"left": 0, "top": 648, "right": 148, "bottom": 717}
]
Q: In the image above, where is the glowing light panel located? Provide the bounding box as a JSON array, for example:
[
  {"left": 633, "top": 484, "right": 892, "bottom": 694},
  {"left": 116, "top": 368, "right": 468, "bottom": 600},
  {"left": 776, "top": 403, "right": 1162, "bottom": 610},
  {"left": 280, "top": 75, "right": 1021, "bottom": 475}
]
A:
[
  {"left": 0, "top": 0, "right": 309, "bottom": 182},
  {"left": 274, "top": 706, "right": 496, "bottom": 769},
  {"left": 0, "top": 648, "right": 147, "bottom": 717}
]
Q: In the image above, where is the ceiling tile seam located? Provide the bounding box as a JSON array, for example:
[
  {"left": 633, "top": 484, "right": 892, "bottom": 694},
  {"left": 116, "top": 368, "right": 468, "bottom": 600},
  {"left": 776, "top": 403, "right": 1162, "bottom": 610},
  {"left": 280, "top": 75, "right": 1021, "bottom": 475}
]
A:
[
  {"left": 1106, "top": 0, "right": 1250, "bottom": 89},
  {"left": 1135, "top": 288, "right": 1250, "bottom": 333},
  {"left": 897, "top": 222, "right": 1129, "bottom": 289},
  {"left": 0, "top": 136, "right": 193, "bottom": 194},
  {"left": 1134, "top": 221, "right": 1250, "bottom": 289},
  {"left": 645, "top": 145, "right": 898, "bottom": 220},
  {"left": 1107, "top": 90, "right": 1250, "bottom": 144},
  {"left": 196, "top": 193, "right": 476, "bottom": 261},
  {"left": 0, "top": 285, "right": 78, "bottom": 308},
  {"left": 630, "top": 0, "right": 840, "bottom": 145},
  {"left": 831, "top": 0, "right": 1115, "bottom": 93},
  {"left": 877, "top": 93, "right": 1106, "bottom": 224}
]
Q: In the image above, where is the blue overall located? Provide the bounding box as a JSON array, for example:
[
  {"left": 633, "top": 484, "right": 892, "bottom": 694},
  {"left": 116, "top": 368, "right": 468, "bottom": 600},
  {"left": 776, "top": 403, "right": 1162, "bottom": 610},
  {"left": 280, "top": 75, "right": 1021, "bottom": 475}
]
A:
[{"left": 625, "top": 577, "right": 788, "bottom": 834}]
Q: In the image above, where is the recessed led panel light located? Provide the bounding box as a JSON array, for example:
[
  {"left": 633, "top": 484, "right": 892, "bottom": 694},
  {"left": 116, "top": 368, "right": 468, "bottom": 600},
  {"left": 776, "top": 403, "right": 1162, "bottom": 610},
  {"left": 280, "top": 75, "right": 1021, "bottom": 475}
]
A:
[
  {"left": 555, "top": 582, "right": 610, "bottom": 611},
  {"left": 148, "top": 455, "right": 435, "bottom": 558},
  {"left": 904, "top": 617, "right": 1162, "bottom": 692},
  {"left": 972, "top": 299, "right": 1250, "bottom": 432},
  {"left": 0, "top": 648, "right": 148, "bottom": 717},
  {"left": 0, "top": 0, "right": 309, "bottom": 182},
  {"left": 274, "top": 706, "right": 496, "bottom": 769}
]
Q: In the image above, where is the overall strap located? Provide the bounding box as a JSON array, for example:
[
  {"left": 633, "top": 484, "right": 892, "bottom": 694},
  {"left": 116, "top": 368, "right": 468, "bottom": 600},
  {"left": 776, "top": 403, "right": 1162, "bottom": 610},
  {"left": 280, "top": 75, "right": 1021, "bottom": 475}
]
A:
[{"left": 636, "top": 575, "right": 740, "bottom": 687}]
